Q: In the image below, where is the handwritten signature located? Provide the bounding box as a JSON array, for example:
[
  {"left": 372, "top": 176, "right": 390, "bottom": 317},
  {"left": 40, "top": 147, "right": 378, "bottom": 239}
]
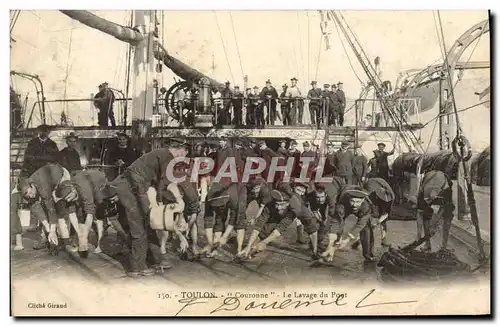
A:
[{"left": 174, "top": 289, "right": 418, "bottom": 316}]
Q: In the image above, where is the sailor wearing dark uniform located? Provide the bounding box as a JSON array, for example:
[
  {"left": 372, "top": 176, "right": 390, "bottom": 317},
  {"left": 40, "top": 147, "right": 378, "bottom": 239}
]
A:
[
  {"left": 352, "top": 145, "right": 368, "bottom": 186},
  {"left": 323, "top": 141, "right": 337, "bottom": 177},
  {"left": 409, "top": 170, "right": 455, "bottom": 252},
  {"left": 363, "top": 177, "right": 395, "bottom": 247},
  {"left": 300, "top": 141, "right": 316, "bottom": 181},
  {"left": 109, "top": 140, "right": 189, "bottom": 277},
  {"left": 307, "top": 177, "right": 345, "bottom": 254},
  {"left": 336, "top": 82, "right": 346, "bottom": 126},
  {"left": 277, "top": 140, "right": 289, "bottom": 157},
  {"left": 261, "top": 79, "right": 279, "bottom": 125},
  {"left": 246, "top": 176, "right": 273, "bottom": 226},
  {"left": 58, "top": 132, "right": 83, "bottom": 175},
  {"left": 16, "top": 163, "right": 73, "bottom": 250},
  {"left": 322, "top": 186, "right": 375, "bottom": 262},
  {"left": 203, "top": 181, "right": 247, "bottom": 258},
  {"left": 321, "top": 84, "right": 332, "bottom": 126},
  {"left": 373, "top": 142, "right": 395, "bottom": 181},
  {"left": 279, "top": 84, "right": 291, "bottom": 125},
  {"left": 334, "top": 141, "right": 355, "bottom": 185},
  {"left": 231, "top": 85, "right": 244, "bottom": 125},
  {"left": 288, "top": 140, "right": 302, "bottom": 178},
  {"left": 258, "top": 140, "right": 279, "bottom": 183},
  {"left": 104, "top": 132, "right": 138, "bottom": 181},
  {"left": 307, "top": 81, "right": 323, "bottom": 126},
  {"left": 58, "top": 170, "right": 120, "bottom": 256},
  {"left": 240, "top": 189, "right": 319, "bottom": 258}
]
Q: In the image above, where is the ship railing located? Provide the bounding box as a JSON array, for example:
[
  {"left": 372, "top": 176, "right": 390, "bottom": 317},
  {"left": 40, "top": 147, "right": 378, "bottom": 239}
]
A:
[
  {"left": 154, "top": 96, "right": 356, "bottom": 128},
  {"left": 23, "top": 97, "right": 132, "bottom": 129},
  {"left": 354, "top": 96, "right": 422, "bottom": 128}
]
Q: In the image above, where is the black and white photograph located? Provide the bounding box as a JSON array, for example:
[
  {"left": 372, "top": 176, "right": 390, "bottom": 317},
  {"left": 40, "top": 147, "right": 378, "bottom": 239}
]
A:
[{"left": 9, "top": 7, "right": 491, "bottom": 316}]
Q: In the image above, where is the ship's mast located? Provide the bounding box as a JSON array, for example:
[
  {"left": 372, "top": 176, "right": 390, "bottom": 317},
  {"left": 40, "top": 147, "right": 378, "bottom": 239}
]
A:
[{"left": 130, "top": 10, "right": 156, "bottom": 155}]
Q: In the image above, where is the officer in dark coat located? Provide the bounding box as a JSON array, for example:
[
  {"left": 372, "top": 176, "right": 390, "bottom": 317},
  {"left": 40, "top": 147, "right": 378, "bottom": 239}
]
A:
[
  {"left": 279, "top": 84, "right": 291, "bottom": 125},
  {"left": 260, "top": 80, "right": 279, "bottom": 125},
  {"left": 352, "top": 145, "right": 368, "bottom": 185},
  {"left": 321, "top": 84, "right": 332, "bottom": 125},
  {"left": 300, "top": 141, "right": 316, "bottom": 181},
  {"left": 104, "top": 133, "right": 139, "bottom": 181},
  {"left": 334, "top": 141, "right": 354, "bottom": 185},
  {"left": 277, "top": 140, "right": 288, "bottom": 157},
  {"left": 109, "top": 140, "right": 190, "bottom": 277},
  {"left": 373, "top": 142, "right": 395, "bottom": 181},
  {"left": 288, "top": 140, "right": 302, "bottom": 178},
  {"left": 323, "top": 141, "right": 337, "bottom": 177},
  {"left": 307, "top": 81, "right": 323, "bottom": 126},
  {"left": 231, "top": 86, "right": 244, "bottom": 125},
  {"left": 21, "top": 124, "right": 59, "bottom": 178},
  {"left": 329, "top": 84, "right": 342, "bottom": 126},
  {"left": 250, "top": 86, "right": 265, "bottom": 126},
  {"left": 58, "top": 132, "right": 83, "bottom": 175},
  {"left": 336, "top": 82, "right": 346, "bottom": 126}
]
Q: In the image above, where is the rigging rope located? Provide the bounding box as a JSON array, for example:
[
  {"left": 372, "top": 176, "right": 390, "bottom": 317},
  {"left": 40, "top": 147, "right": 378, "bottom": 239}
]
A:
[
  {"left": 213, "top": 11, "right": 235, "bottom": 84},
  {"left": 420, "top": 100, "right": 490, "bottom": 129},
  {"left": 315, "top": 35, "right": 323, "bottom": 81},
  {"left": 333, "top": 18, "right": 364, "bottom": 86},
  {"left": 452, "top": 19, "right": 489, "bottom": 91},
  {"left": 10, "top": 10, "right": 21, "bottom": 33},
  {"left": 436, "top": 11, "right": 461, "bottom": 136},
  {"left": 62, "top": 21, "right": 74, "bottom": 117},
  {"left": 296, "top": 12, "right": 305, "bottom": 85},
  {"left": 331, "top": 11, "right": 421, "bottom": 152},
  {"left": 229, "top": 12, "right": 245, "bottom": 82},
  {"left": 123, "top": 10, "right": 133, "bottom": 128},
  {"left": 307, "top": 11, "right": 310, "bottom": 82},
  {"left": 142, "top": 10, "right": 154, "bottom": 120}
]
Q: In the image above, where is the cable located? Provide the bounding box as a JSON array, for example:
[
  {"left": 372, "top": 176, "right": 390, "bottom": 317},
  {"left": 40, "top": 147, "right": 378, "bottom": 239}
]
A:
[
  {"left": 420, "top": 100, "right": 490, "bottom": 129},
  {"left": 213, "top": 11, "right": 235, "bottom": 84},
  {"left": 307, "top": 11, "right": 310, "bottom": 82},
  {"left": 229, "top": 12, "right": 244, "bottom": 82},
  {"left": 315, "top": 35, "right": 323, "bottom": 81},
  {"left": 296, "top": 12, "right": 305, "bottom": 85},
  {"left": 333, "top": 19, "right": 364, "bottom": 86},
  {"left": 436, "top": 11, "right": 461, "bottom": 136}
]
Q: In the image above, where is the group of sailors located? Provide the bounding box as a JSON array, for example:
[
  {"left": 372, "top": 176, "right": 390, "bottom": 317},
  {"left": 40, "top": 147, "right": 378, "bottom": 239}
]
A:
[
  {"left": 11, "top": 125, "right": 456, "bottom": 277},
  {"left": 159, "top": 78, "right": 347, "bottom": 128}
]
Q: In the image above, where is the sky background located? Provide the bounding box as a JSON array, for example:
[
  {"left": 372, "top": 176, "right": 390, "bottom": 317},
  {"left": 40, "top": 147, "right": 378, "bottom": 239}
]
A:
[{"left": 10, "top": 10, "right": 490, "bottom": 150}]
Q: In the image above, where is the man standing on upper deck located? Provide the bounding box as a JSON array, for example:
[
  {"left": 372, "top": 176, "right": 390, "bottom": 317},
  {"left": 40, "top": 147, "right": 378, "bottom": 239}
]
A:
[
  {"left": 307, "top": 81, "right": 323, "bottom": 126},
  {"left": 279, "top": 84, "right": 291, "bottom": 125},
  {"left": 329, "top": 84, "right": 341, "bottom": 126},
  {"left": 260, "top": 79, "right": 279, "bottom": 125},
  {"left": 94, "top": 82, "right": 116, "bottom": 127},
  {"left": 231, "top": 86, "right": 244, "bottom": 125},
  {"left": 221, "top": 81, "right": 233, "bottom": 123},
  {"left": 336, "top": 82, "right": 346, "bottom": 126},
  {"left": 287, "top": 77, "right": 302, "bottom": 125}
]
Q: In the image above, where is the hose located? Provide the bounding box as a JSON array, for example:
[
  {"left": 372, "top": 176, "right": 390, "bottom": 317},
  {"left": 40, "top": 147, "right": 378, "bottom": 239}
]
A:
[{"left": 377, "top": 246, "right": 471, "bottom": 281}]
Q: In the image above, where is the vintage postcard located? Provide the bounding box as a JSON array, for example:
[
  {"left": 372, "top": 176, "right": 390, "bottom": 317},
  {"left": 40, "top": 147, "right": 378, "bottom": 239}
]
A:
[{"left": 9, "top": 9, "right": 491, "bottom": 316}]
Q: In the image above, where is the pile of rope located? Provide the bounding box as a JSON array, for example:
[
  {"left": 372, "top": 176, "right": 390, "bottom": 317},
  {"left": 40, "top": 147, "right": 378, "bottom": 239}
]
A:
[{"left": 377, "top": 246, "right": 471, "bottom": 281}]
